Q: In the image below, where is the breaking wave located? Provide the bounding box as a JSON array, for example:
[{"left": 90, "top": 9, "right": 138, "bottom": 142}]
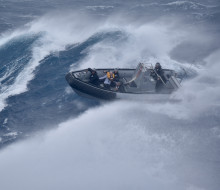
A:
[{"left": 0, "top": 6, "right": 220, "bottom": 190}]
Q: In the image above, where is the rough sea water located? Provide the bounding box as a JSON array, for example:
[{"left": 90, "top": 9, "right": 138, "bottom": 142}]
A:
[{"left": 0, "top": 0, "right": 220, "bottom": 189}]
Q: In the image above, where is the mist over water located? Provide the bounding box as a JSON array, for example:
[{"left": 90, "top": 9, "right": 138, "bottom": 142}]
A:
[
  {"left": 0, "top": 1, "right": 220, "bottom": 190},
  {"left": 1, "top": 100, "right": 220, "bottom": 190}
]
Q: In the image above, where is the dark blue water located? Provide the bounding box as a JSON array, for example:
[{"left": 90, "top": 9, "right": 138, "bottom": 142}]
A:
[
  {"left": 0, "top": 1, "right": 220, "bottom": 190},
  {"left": 0, "top": 30, "right": 126, "bottom": 145}
]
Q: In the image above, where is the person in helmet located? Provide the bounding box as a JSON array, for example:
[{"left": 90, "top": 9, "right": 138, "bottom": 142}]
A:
[
  {"left": 151, "top": 62, "right": 167, "bottom": 92},
  {"left": 99, "top": 71, "right": 116, "bottom": 89},
  {"left": 113, "top": 69, "right": 120, "bottom": 82},
  {"left": 87, "top": 68, "right": 100, "bottom": 85}
]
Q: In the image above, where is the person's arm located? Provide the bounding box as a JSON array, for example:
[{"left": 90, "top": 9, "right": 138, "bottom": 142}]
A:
[{"left": 99, "top": 75, "right": 107, "bottom": 80}]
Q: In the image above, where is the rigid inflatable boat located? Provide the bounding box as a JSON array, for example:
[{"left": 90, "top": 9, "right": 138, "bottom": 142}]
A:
[{"left": 65, "top": 63, "right": 181, "bottom": 100}]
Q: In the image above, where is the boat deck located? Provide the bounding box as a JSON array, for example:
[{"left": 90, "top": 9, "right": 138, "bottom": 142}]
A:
[{"left": 71, "top": 68, "right": 176, "bottom": 94}]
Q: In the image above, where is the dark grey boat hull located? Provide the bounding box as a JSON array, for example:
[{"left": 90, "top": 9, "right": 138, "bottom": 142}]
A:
[
  {"left": 65, "top": 67, "right": 180, "bottom": 100},
  {"left": 65, "top": 72, "right": 116, "bottom": 100}
]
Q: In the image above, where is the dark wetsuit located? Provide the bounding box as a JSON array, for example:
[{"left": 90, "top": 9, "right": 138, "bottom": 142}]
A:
[
  {"left": 113, "top": 71, "right": 120, "bottom": 82},
  {"left": 151, "top": 66, "right": 167, "bottom": 92},
  {"left": 88, "top": 68, "right": 99, "bottom": 85}
]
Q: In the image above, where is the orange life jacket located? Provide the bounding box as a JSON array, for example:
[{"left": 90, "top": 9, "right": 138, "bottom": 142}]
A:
[{"left": 107, "top": 72, "right": 115, "bottom": 80}]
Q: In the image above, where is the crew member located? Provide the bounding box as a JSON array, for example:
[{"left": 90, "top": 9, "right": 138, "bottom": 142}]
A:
[
  {"left": 88, "top": 68, "right": 100, "bottom": 85},
  {"left": 113, "top": 69, "right": 120, "bottom": 82},
  {"left": 99, "top": 71, "right": 115, "bottom": 89},
  {"left": 151, "top": 62, "right": 167, "bottom": 92}
]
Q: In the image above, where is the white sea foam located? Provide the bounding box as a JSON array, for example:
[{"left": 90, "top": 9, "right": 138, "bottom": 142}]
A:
[
  {"left": 0, "top": 98, "right": 219, "bottom": 190},
  {"left": 86, "top": 5, "right": 114, "bottom": 11},
  {"left": 163, "top": 1, "right": 216, "bottom": 8},
  {"left": 3, "top": 132, "right": 18, "bottom": 137},
  {"left": 0, "top": 35, "right": 62, "bottom": 111},
  {"left": 0, "top": 12, "right": 102, "bottom": 111}
]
